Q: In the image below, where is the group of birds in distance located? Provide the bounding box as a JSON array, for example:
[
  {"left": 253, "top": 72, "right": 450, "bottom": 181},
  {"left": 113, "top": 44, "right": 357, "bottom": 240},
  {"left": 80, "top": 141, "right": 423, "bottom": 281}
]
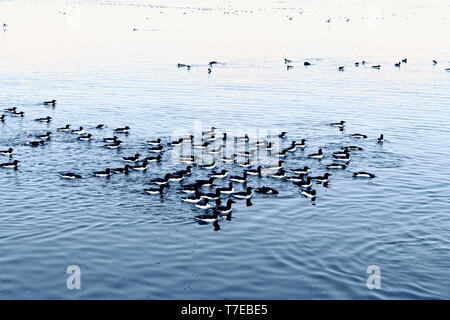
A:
[
  {"left": 0, "top": 99, "right": 382, "bottom": 228},
  {"left": 176, "top": 58, "right": 450, "bottom": 74}
]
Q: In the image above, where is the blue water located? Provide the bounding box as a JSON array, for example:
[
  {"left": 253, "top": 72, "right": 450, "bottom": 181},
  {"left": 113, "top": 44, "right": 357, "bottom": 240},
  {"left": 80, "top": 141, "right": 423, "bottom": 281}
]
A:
[{"left": 0, "top": 0, "right": 449, "bottom": 299}]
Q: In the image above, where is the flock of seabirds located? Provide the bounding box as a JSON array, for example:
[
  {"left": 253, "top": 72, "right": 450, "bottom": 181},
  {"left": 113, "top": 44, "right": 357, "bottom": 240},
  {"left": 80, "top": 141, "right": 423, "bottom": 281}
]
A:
[
  {"left": 0, "top": 99, "right": 382, "bottom": 227},
  {"left": 176, "top": 58, "right": 450, "bottom": 73}
]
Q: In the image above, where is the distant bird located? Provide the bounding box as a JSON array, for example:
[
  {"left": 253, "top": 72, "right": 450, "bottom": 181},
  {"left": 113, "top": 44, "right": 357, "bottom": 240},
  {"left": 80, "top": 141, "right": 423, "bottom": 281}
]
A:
[
  {"left": 195, "top": 199, "right": 211, "bottom": 210},
  {"left": 28, "top": 140, "right": 46, "bottom": 147},
  {"left": 36, "top": 132, "right": 52, "bottom": 140},
  {"left": 209, "top": 61, "right": 218, "bottom": 66},
  {"left": 295, "top": 139, "right": 307, "bottom": 148},
  {"left": 114, "top": 126, "right": 130, "bottom": 133},
  {"left": 255, "top": 186, "right": 279, "bottom": 194},
  {"left": 395, "top": 62, "right": 401, "bottom": 67},
  {"left": 433, "top": 60, "right": 437, "bottom": 65},
  {"left": 11, "top": 111, "right": 24, "bottom": 117},
  {"left": 361, "top": 61, "right": 366, "bottom": 65},
  {"left": 103, "top": 136, "right": 118, "bottom": 143},
  {"left": 286, "top": 65, "right": 293, "bottom": 70},
  {"left": 300, "top": 189, "right": 316, "bottom": 201},
  {"left": 4, "top": 107, "right": 16, "bottom": 113},
  {"left": 355, "top": 62, "right": 359, "bottom": 67},
  {"left": 290, "top": 166, "right": 309, "bottom": 175},
  {"left": 284, "top": 58, "right": 292, "bottom": 64},
  {"left": 132, "top": 162, "right": 147, "bottom": 171},
  {"left": 325, "top": 19, "right": 331, "bottom": 23},
  {"left": 326, "top": 163, "right": 346, "bottom": 169},
  {"left": 35, "top": 116, "right": 52, "bottom": 123},
  {"left": 377, "top": 134, "right": 384, "bottom": 143},
  {"left": 311, "top": 173, "right": 332, "bottom": 183},
  {"left": 195, "top": 209, "right": 219, "bottom": 222},
  {"left": 330, "top": 120, "right": 345, "bottom": 128},
  {"left": 122, "top": 153, "right": 141, "bottom": 162},
  {"left": 446, "top": 68, "right": 450, "bottom": 72},
  {"left": 111, "top": 165, "right": 131, "bottom": 174},
  {"left": 78, "top": 134, "right": 92, "bottom": 141},
  {"left": 104, "top": 141, "right": 122, "bottom": 149},
  {"left": 338, "top": 66, "right": 344, "bottom": 71},
  {"left": 144, "top": 185, "right": 165, "bottom": 195},
  {"left": 0, "top": 114, "right": 5, "bottom": 122},
  {"left": 214, "top": 199, "right": 236, "bottom": 214},
  {"left": 71, "top": 127, "right": 85, "bottom": 135},
  {"left": 0, "top": 148, "right": 13, "bottom": 156},
  {"left": 353, "top": 172, "right": 376, "bottom": 178},
  {"left": 372, "top": 65, "right": 381, "bottom": 69},
  {"left": 304, "top": 61, "right": 311, "bottom": 66},
  {"left": 402, "top": 58, "right": 407, "bottom": 63},
  {"left": 59, "top": 172, "right": 82, "bottom": 179},
  {"left": 308, "top": 148, "right": 323, "bottom": 159},
  {"left": 232, "top": 187, "right": 253, "bottom": 199},
  {"left": 0, "top": 160, "right": 19, "bottom": 170},
  {"left": 208, "top": 68, "right": 212, "bottom": 74},
  {"left": 351, "top": 133, "right": 367, "bottom": 139},
  {"left": 57, "top": 124, "right": 71, "bottom": 132},
  {"left": 93, "top": 168, "right": 111, "bottom": 177},
  {"left": 96, "top": 124, "right": 106, "bottom": 129},
  {"left": 147, "top": 138, "right": 161, "bottom": 145},
  {"left": 43, "top": 99, "right": 56, "bottom": 105}
]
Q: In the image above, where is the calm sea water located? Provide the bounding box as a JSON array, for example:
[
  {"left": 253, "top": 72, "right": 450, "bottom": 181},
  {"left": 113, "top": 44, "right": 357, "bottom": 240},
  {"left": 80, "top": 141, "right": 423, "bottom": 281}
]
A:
[{"left": 0, "top": 0, "right": 449, "bottom": 299}]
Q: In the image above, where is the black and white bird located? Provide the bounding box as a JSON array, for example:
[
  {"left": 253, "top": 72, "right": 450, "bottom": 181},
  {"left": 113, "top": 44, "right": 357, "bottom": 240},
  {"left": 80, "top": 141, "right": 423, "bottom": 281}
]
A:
[
  {"left": 310, "top": 173, "right": 331, "bottom": 183},
  {"left": 351, "top": 133, "right": 367, "bottom": 139},
  {"left": 308, "top": 148, "right": 323, "bottom": 159},
  {"left": 148, "top": 145, "right": 164, "bottom": 153},
  {"left": 59, "top": 172, "right": 82, "bottom": 179},
  {"left": 35, "top": 116, "right": 52, "bottom": 123},
  {"left": 36, "top": 132, "right": 52, "bottom": 140},
  {"left": 144, "top": 185, "right": 165, "bottom": 195},
  {"left": 214, "top": 199, "right": 236, "bottom": 214},
  {"left": 43, "top": 99, "right": 57, "bottom": 105},
  {"left": 294, "top": 177, "right": 312, "bottom": 188},
  {"left": 57, "top": 124, "right": 71, "bottom": 132},
  {"left": 78, "top": 134, "right": 92, "bottom": 141},
  {"left": 104, "top": 141, "right": 122, "bottom": 149},
  {"left": 0, "top": 148, "right": 13, "bottom": 156},
  {"left": 217, "top": 182, "right": 234, "bottom": 194},
  {"left": 270, "top": 169, "right": 286, "bottom": 179},
  {"left": 290, "top": 166, "right": 309, "bottom": 175},
  {"left": 229, "top": 171, "right": 248, "bottom": 183},
  {"left": 300, "top": 188, "right": 316, "bottom": 200},
  {"left": 254, "top": 186, "right": 279, "bottom": 194},
  {"left": 152, "top": 173, "right": 171, "bottom": 185},
  {"left": 132, "top": 162, "right": 147, "bottom": 171},
  {"left": 195, "top": 199, "right": 211, "bottom": 210},
  {"left": 0, "top": 160, "right": 19, "bottom": 170},
  {"left": 353, "top": 172, "right": 376, "bottom": 178},
  {"left": 326, "top": 163, "right": 346, "bottom": 169},
  {"left": 93, "top": 168, "right": 111, "bottom": 177},
  {"left": 201, "top": 189, "right": 222, "bottom": 201},
  {"left": 330, "top": 120, "right": 345, "bottom": 128},
  {"left": 71, "top": 127, "right": 85, "bottom": 135},
  {"left": 247, "top": 166, "right": 263, "bottom": 177},
  {"left": 377, "top": 134, "right": 384, "bottom": 143},
  {"left": 209, "top": 169, "right": 228, "bottom": 179},
  {"left": 147, "top": 138, "right": 161, "bottom": 145},
  {"left": 111, "top": 165, "right": 131, "bottom": 174},
  {"left": 143, "top": 155, "right": 162, "bottom": 163},
  {"left": 103, "top": 136, "right": 118, "bottom": 143},
  {"left": 195, "top": 209, "right": 218, "bottom": 222},
  {"left": 114, "top": 126, "right": 130, "bottom": 133},
  {"left": 122, "top": 153, "right": 141, "bottom": 162},
  {"left": 233, "top": 187, "right": 253, "bottom": 199}
]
